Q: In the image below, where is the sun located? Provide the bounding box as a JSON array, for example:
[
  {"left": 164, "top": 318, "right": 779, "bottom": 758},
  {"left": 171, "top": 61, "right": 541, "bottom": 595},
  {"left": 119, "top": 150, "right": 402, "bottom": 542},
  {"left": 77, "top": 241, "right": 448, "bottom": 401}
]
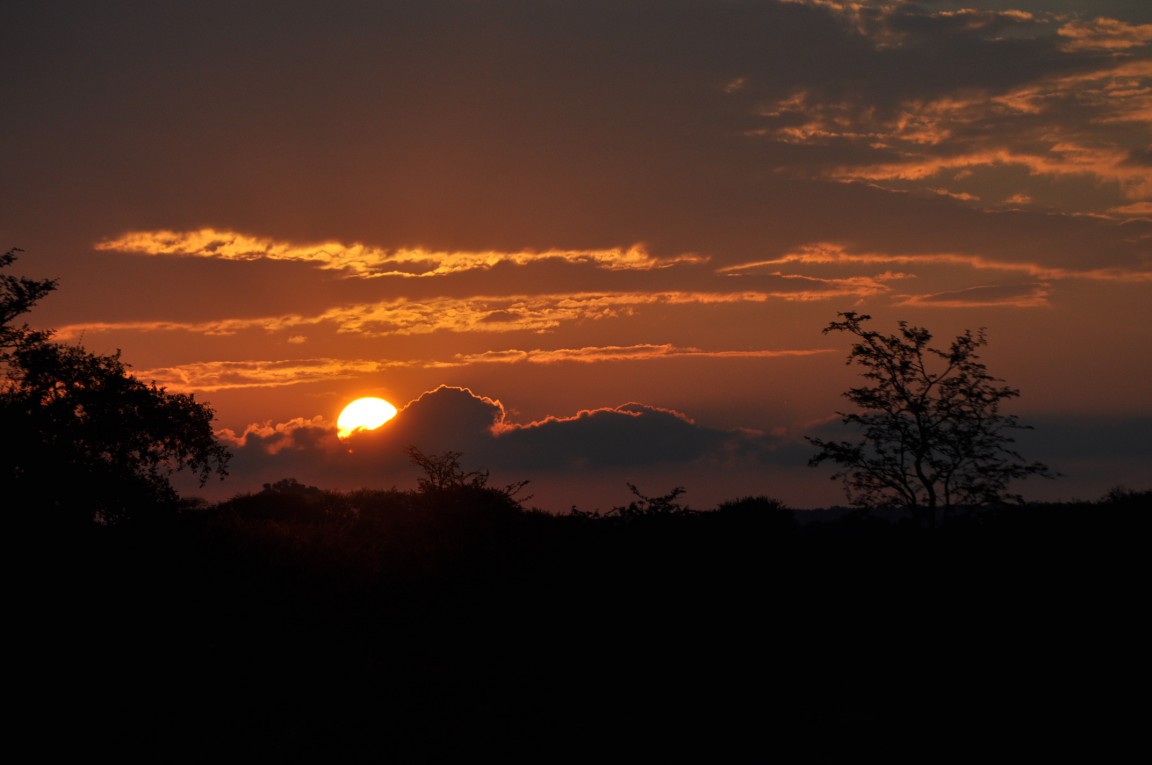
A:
[{"left": 337, "top": 396, "right": 398, "bottom": 438}]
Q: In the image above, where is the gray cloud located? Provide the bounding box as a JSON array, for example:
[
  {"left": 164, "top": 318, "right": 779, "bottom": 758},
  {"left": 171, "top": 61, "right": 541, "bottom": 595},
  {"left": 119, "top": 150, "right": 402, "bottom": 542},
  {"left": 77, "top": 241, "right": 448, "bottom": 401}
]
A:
[{"left": 210, "top": 385, "right": 796, "bottom": 506}]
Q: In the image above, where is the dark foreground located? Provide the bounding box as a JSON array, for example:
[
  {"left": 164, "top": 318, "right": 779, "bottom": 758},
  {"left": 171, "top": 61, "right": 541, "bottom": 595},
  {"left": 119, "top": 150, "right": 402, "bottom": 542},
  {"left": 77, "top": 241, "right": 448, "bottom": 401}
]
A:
[{"left": 13, "top": 489, "right": 1148, "bottom": 762}]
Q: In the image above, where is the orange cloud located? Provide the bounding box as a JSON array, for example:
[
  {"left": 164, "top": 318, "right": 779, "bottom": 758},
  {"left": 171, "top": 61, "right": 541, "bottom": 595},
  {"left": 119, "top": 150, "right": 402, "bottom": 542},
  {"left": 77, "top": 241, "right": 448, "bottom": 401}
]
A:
[
  {"left": 931, "top": 188, "right": 981, "bottom": 202},
  {"left": 135, "top": 358, "right": 389, "bottom": 392},
  {"left": 756, "top": 59, "right": 1152, "bottom": 211},
  {"left": 96, "top": 228, "right": 705, "bottom": 277},
  {"left": 1109, "top": 201, "right": 1152, "bottom": 219},
  {"left": 722, "top": 242, "right": 1152, "bottom": 283},
  {"left": 52, "top": 317, "right": 298, "bottom": 341},
  {"left": 1058, "top": 18, "right": 1152, "bottom": 52},
  {"left": 134, "top": 343, "right": 834, "bottom": 392},
  {"left": 446, "top": 344, "right": 834, "bottom": 366},
  {"left": 831, "top": 145, "right": 1152, "bottom": 204},
  {"left": 55, "top": 284, "right": 892, "bottom": 344}
]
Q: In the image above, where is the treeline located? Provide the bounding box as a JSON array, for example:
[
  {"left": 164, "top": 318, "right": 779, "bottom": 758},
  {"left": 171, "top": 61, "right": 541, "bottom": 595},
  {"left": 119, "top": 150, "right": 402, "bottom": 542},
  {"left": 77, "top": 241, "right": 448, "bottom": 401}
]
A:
[
  {"left": 20, "top": 474, "right": 1147, "bottom": 761},
  {"left": 57, "top": 473, "right": 1149, "bottom": 613}
]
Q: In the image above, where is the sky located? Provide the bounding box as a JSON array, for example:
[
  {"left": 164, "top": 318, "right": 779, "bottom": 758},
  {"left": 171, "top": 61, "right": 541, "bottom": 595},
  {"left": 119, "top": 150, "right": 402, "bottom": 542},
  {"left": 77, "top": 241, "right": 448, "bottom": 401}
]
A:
[{"left": 2, "top": 0, "right": 1149, "bottom": 512}]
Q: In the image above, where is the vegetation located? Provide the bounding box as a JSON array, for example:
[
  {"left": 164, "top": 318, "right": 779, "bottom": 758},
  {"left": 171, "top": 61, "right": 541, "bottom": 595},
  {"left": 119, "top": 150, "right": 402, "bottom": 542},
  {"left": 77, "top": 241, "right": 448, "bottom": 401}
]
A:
[
  {"left": 25, "top": 466, "right": 1147, "bottom": 759},
  {"left": 407, "top": 444, "right": 532, "bottom": 502},
  {"left": 6, "top": 265, "right": 1146, "bottom": 759},
  {"left": 808, "top": 311, "right": 1054, "bottom": 526},
  {"left": 1, "top": 248, "right": 231, "bottom": 525}
]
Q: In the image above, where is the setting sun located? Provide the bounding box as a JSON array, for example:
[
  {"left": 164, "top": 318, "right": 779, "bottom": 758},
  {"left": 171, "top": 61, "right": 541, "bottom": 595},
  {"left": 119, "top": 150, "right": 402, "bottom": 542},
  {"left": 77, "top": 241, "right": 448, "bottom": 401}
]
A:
[
  {"left": 11, "top": 1, "right": 1150, "bottom": 512},
  {"left": 337, "top": 397, "right": 398, "bottom": 438}
]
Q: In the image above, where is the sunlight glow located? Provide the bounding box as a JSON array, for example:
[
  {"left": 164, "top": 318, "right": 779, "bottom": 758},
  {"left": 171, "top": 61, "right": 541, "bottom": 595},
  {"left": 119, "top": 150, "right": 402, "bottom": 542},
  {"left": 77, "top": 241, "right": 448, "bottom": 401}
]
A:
[{"left": 337, "top": 397, "right": 397, "bottom": 438}]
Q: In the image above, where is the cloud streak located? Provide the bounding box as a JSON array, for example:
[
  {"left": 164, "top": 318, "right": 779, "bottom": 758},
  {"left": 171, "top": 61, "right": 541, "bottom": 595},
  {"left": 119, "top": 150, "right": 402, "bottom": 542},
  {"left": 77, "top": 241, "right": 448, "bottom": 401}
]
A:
[
  {"left": 1058, "top": 18, "right": 1152, "bottom": 52},
  {"left": 449, "top": 344, "right": 833, "bottom": 366},
  {"left": 53, "top": 285, "right": 892, "bottom": 343},
  {"left": 134, "top": 359, "right": 387, "bottom": 392},
  {"left": 136, "top": 344, "right": 834, "bottom": 392},
  {"left": 895, "top": 282, "right": 1052, "bottom": 309},
  {"left": 97, "top": 229, "right": 705, "bottom": 277},
  {"left": 722, "top": 242, "right": 1152, "bottom": 283}
]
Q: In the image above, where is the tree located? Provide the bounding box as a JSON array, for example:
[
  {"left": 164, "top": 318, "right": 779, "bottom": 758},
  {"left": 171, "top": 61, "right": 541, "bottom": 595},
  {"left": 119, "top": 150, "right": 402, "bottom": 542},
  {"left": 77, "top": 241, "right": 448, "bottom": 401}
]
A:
[
  {"left": 807, "top": 312, "right": 1054, "bottom": 526},
  {"left": 0, "top": 247, "right": 54, "bottom": 353},
  {"left": 611, "top": 483, "right": 691, "bottom": 519},
  {"left": 1, "top": 248, "right": 231, "bottom": 525},
  {"left": 406, "top": 445, "right": 531, "bottom": 504}
]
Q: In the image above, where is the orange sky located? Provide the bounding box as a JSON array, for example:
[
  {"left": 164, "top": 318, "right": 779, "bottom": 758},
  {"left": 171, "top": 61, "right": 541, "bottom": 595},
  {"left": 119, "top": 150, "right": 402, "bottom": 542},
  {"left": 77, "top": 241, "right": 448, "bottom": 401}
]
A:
[{"left": 2, "top": 0, "right": 1149, "bottom": 510}]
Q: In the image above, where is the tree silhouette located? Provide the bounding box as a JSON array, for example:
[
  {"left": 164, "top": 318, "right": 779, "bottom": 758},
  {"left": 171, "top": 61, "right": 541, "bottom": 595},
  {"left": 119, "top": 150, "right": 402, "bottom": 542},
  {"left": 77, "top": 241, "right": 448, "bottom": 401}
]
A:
[
  {"left": 0, "top": 248, "right": 54, "bottom": 353},
  {"left": 808, "top": 312, "right": 1054, "bottom": 526},
  {"left": 407, "top": 445, "right": 530, "bottom": 502},
  {"left": 1, "top": 248, "right": 231, "bottom": 525}
]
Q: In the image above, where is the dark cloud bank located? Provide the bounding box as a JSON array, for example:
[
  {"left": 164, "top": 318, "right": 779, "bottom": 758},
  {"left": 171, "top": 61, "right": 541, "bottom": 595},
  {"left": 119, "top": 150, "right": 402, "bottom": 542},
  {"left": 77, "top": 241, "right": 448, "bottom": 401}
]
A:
[
  {"left": 188, "top": 385, "right": 1146, "bottom": 511},
  {"left": 203, "top": 385, "right": 802, "bottom": 510}
]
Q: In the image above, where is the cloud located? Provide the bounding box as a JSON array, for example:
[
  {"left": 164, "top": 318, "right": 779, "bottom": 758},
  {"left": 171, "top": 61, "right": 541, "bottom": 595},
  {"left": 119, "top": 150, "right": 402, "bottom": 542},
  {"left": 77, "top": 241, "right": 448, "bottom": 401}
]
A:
[
  {"left": 369, "top": 386, "right": 510, "bottom": 458},
  {"left": 790, "top": 113, "right": 1147, "bottom": 211},
  {"left": 493, "top": 403, "right": 722, "bottom": 469},
  {"left": 223, "top": 416, "right": 339, "bottom": 456},
  {"left": 97, "top": 229, "right": 705, "bottom": 277},
  {"left": 134, "top": 344, "right": 833, "bottom": 392},
  {"left": 742, "top": 5, "right": 1152, "bottom": 215},
  {"left": 448, "top": 344, "right": 834, "bottom": 366},
  {"left": 54, "top": 284, "right": 891, "bottom": 343},
  {"left": 895, "top": 282, "right": 1052, "bottom": 309},
  {"left": 212, "top": 385, "right": 796, "bottom": 505},
  {"left": 216, "top": 387, "right": 508, "bottom": 494},
  {"left": 1058, "top": 18, "right": 1152, "bottom": 52},
  {"left": 722, "top": 242, "right": 1152, "bottom": 284},
  {"left": 13, "top": 1, "right": 1151, "bottom": 513},
  {"left": 1109, "top": 201, "right": 1152, "bottom": 219},
  {"left": 1015, "top": 413, "right": 1152, "bottom": 460},
  {"left": 134, "top": 358, "right": 391, "bottom": 392}
]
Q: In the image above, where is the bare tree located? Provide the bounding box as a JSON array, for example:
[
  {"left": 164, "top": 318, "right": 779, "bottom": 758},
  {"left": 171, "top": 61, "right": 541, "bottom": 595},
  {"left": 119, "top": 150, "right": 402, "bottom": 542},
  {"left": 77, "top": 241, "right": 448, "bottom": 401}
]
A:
[
  {"left": 808, "top": 312, "right": 1054, "bottom": 526},
  {"left": 407, "top": 446, "right": 531, "bottom": 503}
]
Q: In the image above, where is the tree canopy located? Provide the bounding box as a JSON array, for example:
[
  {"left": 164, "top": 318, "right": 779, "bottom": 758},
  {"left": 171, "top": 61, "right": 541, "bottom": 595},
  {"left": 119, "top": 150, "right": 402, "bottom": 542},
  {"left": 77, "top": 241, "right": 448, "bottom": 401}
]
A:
[
  {"left": 1, "top": 248, "right": 231, "bottom": 525},
  {"left": 808, "top": 312, "right": 1054, "bottom": 525}
]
